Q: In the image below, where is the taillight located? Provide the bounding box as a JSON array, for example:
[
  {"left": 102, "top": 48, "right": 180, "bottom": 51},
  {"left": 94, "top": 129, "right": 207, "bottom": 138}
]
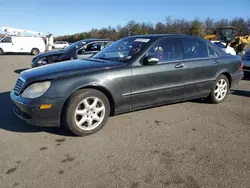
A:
[{"left": 240, "top": 60, "right": 243, "bottom": 71}]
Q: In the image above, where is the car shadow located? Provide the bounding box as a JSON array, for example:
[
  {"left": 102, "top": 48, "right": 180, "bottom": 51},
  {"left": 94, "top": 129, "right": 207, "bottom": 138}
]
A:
[
  {"left": 2, "top": 53, "right": 33, "bottom": 56},
  {"left": 14, "top": 68, "right": 29, "bottom": 74},
  {"left": 0, "top": 91, "right": 75, "bottom": 137},
  {"left": 230, "top": 89, "right": 250, "bottom": 98}
]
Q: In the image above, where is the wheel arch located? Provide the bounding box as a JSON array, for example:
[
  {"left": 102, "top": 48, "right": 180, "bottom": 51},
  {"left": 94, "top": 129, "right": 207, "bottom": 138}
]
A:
[
  {"left": 220, "top": 72, "right": 232, "bottom": 88},
  {"left": 60, "top": 84, "right": 115, "bottom": 126},
  {"left": 216, "top": 70, "right": 232, "bottom": 88},
  {"left": 0, "top": 47, "right": 4, "bottom": 54},
  {"left": 31, "top": 47, "right": 40, "bottom": 54}
]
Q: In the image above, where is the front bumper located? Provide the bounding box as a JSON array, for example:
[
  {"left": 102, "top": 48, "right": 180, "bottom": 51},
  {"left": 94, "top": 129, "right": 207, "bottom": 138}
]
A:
[{"left": 10, "top": 90, "right": 66, "bottom": 127}]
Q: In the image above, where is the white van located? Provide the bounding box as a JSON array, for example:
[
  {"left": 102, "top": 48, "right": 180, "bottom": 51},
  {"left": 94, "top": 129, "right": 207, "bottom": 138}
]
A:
[{"left": 0, "top": 36, "right": 46, "bottom": 55}]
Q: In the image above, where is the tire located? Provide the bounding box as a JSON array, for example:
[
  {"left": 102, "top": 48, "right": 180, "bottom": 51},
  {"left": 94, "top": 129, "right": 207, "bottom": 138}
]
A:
[
  {"left": 208, "top": 75, "right": 229, "bottom": 104},
  {"left": 0, "top": 48, "right": 4, "bottom": 55},
  {"left": 64, "top": 89, "right": 110, "bottom": 136},
  {"left": 31, "top": 48, "right": 40, "bottom": 55}
]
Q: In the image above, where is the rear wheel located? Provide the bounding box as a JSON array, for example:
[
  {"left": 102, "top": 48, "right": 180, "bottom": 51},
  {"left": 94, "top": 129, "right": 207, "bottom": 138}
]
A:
[
  {"left": 64, "top": 89, "right": 110, "bottom": 136},
  {"left": 0, "top": 48, "right": 4, "bottom": 55},
  {"left": 31, "top": 48, "right": 40, "bottom": 55},
  {"left": 208, "top": 75, "right": 229, "bottom": 103}
]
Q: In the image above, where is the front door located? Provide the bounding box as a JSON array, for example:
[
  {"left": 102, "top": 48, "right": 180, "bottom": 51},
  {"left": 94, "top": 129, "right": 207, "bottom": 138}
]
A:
[
  {"left": 131, "top": 38, "right": 191, "bottom": 110},
  {"left": 0, "top": 37, "right": 13, "bottom": 52}
]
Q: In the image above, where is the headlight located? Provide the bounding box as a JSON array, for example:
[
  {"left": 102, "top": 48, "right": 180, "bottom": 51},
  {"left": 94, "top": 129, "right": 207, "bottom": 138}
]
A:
[{"left": 22, "top": 81, "right": 51, "bottom": 99}]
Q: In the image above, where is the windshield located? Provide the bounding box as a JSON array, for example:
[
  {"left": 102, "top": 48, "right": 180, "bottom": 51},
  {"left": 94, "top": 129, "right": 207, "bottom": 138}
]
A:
[
  {"left": 92, "top": 37, "right": 150, "bottom": 61},
  {"left": 64, "top": 40, "right": 86, "bottom": 51}
]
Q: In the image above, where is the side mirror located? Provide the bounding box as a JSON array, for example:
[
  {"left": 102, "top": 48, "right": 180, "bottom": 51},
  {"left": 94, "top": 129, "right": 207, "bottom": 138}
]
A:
[{"left": 142, "top": 56, "right": 159, "bottom": 65}]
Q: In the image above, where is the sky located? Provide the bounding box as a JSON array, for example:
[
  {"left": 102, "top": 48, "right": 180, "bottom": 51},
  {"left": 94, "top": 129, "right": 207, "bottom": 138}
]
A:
[{"left": 0, "top": 0, "right": 249, "bottom": 36}]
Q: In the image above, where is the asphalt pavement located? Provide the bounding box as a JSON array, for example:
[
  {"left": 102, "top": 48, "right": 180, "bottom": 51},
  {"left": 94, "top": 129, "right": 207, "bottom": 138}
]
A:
[{"left": 0, "top": 55, "right": 250, "bottom": 188}]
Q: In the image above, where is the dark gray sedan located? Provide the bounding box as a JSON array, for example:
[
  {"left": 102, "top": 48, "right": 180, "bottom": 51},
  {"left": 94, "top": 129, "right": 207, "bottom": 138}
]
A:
[
  {"left": 11, "top": 34, "right": 244, "bottom": 136},
  {"left": 31, "top": 39, "right": 113, "bottom": 67}
]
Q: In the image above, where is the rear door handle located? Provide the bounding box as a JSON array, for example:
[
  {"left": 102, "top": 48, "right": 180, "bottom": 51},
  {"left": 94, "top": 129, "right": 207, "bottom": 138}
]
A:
[
  {"left": 175, "top": 63, "right": 185, "bottom": 69},
  {"left": 214, "top": 59, "right": 220, "bottom": 64}
]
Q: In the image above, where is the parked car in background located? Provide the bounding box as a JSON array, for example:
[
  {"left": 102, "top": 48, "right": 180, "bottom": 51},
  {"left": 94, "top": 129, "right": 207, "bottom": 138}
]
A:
[
  {"left": 211, "top": 40, "right": 236, "bottom": 55},
  {"left": 0, "top": 36, "right": 45, "bottom": 55},
  {"left": 31, "top": 38, "right": 113, "bottom": 67},
  {"left": 52, "top": 41, "right": 69, "bottom": 49},
  {"left": 11, "top": 34, "right": 243, "bottom": 136},
  {"left": 242, "top": 48, "right": 250, "bottom": 73}
]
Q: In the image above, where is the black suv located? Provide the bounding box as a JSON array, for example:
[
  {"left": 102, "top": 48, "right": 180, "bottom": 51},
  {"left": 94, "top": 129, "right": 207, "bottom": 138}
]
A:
[
  {"left": 11, "top": 34, "right": 243, "bottom": 136},
  {"left": 31, "top": 38, "right": 113, "bottom": 67}
]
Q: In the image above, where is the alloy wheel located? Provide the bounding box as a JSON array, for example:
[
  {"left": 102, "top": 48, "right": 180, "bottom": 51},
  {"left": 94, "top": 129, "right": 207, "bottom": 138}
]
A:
[
  {"left": 74, "top": 97, "right": 105, "bottom": 131},
  {"left": 214, "top": 78, "right": 228, "bottom": 101}
]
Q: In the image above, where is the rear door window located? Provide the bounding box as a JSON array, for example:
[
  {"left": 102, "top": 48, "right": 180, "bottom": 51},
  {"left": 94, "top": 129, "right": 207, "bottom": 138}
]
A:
[
  {"left": 208, "top": 46, "right": 218, "bottom": 57},
  {"left": 85, "top": 42, "right": 101, "bottom": 52},
  {"left": 182, "top": 38, "right": 208, "bottom": 59}
]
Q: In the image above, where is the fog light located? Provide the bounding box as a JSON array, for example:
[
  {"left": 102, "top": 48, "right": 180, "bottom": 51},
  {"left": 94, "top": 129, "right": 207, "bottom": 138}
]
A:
[{"left": 40, "top": 104, "right": 52, "bottom": 109}]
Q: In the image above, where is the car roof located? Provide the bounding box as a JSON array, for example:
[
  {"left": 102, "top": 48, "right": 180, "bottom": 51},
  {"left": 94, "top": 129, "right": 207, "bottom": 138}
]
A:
[
  {"left": 124, "top": 34, "right": 211, "bottom": 43},
  {"left": 79, "top": 38, "right": 112, "bottom": 43},
  {"left": 125, "top": 34, "right": 189, "bottom": 39}
]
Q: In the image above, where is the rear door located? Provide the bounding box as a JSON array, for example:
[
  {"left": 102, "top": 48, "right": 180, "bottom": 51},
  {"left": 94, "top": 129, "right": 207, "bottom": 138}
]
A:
[
  {"left": 180, "top": 37, "right": 221, "bottom": 95},
  {"left": 131, "top": 37, "right": 194, "bottom": 109}
]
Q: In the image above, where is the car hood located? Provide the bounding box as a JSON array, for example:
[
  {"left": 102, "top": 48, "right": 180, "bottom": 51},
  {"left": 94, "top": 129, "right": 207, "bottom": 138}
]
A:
[
  {"left": 21, "top": 58, "right": 124, "bottom": 82},
  {"left": 33, "top": 50, "right": 66, "bottom": 60}
]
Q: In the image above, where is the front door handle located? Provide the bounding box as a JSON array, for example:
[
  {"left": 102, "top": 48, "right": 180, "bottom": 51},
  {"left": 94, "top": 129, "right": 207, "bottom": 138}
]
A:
[
  {"left": 214, "top": 59, "right": 220, "bottom": 64},
  {"left": 175, "top": 63, "right": 185, "bottom": 69}
]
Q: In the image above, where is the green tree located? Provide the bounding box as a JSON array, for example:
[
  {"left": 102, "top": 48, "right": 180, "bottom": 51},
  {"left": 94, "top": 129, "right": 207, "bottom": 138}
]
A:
[{"left": 190, "top": 19, "right": 204, "bottom": 36}]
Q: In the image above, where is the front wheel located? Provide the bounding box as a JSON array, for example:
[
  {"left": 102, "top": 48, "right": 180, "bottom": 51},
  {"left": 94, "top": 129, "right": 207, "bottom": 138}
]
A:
[
  {"left": 208, "top": 75, "right": 229, "bottom": 103},
  {"left": 0, "top": 48, "right": 4, "bottom": 55},
  {"left": 64, "top": 89, "right": 110, "bottom": 136}
]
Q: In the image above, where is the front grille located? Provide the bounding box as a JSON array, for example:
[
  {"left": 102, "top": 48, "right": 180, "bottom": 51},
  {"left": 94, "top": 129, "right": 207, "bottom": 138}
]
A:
[{"left": 14, "top": 77, "right": 25, "bottom": 95}]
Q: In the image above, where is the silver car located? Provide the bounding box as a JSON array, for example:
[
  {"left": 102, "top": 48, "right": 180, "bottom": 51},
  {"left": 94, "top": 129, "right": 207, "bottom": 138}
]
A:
[{"left": 242, "top": 49, "right": 250, "bottom": 73}]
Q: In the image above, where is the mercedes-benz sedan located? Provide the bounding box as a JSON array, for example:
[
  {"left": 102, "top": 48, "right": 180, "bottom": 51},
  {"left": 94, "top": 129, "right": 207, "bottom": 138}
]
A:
[{"left": 11, "top": 34, "right": 244, "bottom": 136}]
